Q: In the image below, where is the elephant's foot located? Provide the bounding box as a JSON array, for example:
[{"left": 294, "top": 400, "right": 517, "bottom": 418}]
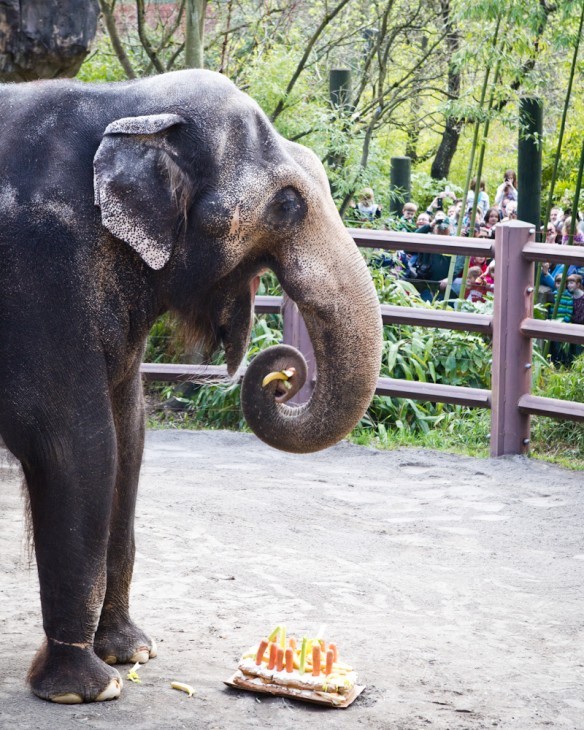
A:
[
  {"left": 28, "top": 640, "right": 122, "bottom": 704},
  {"left": 94, "top": 616, "right": 157, "bottom": 666}
]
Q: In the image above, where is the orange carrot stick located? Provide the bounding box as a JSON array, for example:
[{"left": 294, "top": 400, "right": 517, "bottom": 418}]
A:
[
  {"left": 289, "top": 637, "right": 297, "bottom": 650},
  {"left": 276, "top": 647, "right": 285, "bottom": 672},
  {"left": 285, "top": 648, "right": 294, "bottom": 673},
  {"left": 255, "top": 639, "right": 269, "bottom": 665},
  {"left": 267, "top": 642, "right": 278, "bottom": 670},
  {"left": 325, "top": 649, "right": 334, "bottom": 675},
  {"left": 312, "top": 645, "right": 321, "bottom": 676},
  {"left": 328, "top": 643, "right": 338, "bottom": 663}
]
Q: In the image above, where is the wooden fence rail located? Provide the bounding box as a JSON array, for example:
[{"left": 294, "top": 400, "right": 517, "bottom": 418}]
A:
[{"left": 141, "top": 220, "right": 584, "bottom": 457}]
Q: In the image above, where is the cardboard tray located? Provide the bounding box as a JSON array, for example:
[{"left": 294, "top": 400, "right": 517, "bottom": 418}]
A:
[{"left": 224, "top": 672, "right": 365, "bottom": 708}]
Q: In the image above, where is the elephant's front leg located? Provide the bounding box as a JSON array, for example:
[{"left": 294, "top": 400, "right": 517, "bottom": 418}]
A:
[
  {"left": 23, "top": 414, "right": 122, "bottom": 703},
  {"left": 94, "top": 373, "right": 157, "bottom": 666}
]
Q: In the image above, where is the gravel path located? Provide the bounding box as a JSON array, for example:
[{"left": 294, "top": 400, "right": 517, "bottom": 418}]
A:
[{"left": 1, "top": 430, "right": 583, "bottom": 729}]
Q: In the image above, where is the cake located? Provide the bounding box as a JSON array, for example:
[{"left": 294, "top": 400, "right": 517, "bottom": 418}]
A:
[{"left": 230, "top": 625, "right": 360, "bottom": 706}]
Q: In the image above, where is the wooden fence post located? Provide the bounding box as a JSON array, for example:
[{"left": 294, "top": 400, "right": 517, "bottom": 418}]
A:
[
  {"left": 282, "top": 295, "right": 316, "bottom": 403},
  {"left": 490, "top": 220, "right": 535, "bottom": 456}
]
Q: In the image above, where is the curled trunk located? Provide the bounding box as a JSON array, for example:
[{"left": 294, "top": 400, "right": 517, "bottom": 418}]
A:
[{"left": 241, "top": 246, "right": 382, "bottom": 453}]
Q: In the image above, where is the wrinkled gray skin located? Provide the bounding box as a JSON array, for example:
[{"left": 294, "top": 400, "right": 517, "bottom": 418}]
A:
[{"left": 0, "top": 70, "right": 382, "bottom": 703}]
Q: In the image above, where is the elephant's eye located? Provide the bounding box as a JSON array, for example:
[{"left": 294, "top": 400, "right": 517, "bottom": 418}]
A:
[{"left": 266, "top": 187, "right": 306, "bottom": 228}]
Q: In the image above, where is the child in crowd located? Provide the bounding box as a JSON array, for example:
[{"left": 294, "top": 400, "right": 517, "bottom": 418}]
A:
[
  {"left": 550, "top": 274, "right": 582, "bottom": 364},
  {"left": 356, "top": 187, "right": 382, "bottom": 221},
  {"left": 502, "top": 200, "right": 518, "bottom": 222},
  {"left": 568, "top": 275, "right": 584, "bottom": 360},
  {"left": 469, "top": 256, "right": 488, "bottom": 273},
  {"left": 567, "top": 275, "right": 584, "bottom": 325},
  {"left": 465, "top": 266, "right": 487, "bottom": 302},
  {"left": 480, "top": 207, "right": 500, "bottom": 238},
  {"left": 399, "top": 202, "right": 418, "bottom": 232},
  {"left": 476, "top": 260, "right": 495, "bottom": 293}
]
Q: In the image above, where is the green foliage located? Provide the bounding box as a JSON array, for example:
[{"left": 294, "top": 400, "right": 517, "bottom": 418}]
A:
[
  {"left": 410, "top": 172, "right": 462, "bottom": 214},
  {"left": 76, "top": 0, "right": 584, "bottom": 221},
  {"left": 77, "top": 33, "right": 131, "bottom": 83},
  {"left": 531, "top": 353, "right": 584, "bottom": 460},
  {"left": 355, "top": 272, "right": 492, "bottom": 435},
  {"left": 145, "top": 313, "right": 182, "bottom": 363}
]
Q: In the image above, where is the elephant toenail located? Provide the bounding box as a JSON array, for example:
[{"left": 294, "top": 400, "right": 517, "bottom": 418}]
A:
[
  {"left": 130, "top": 648, "right": 150, "bottom": 664},
  {"left": 104, "top": 655, "right": 117, "bottom": 665},
  {"left": 52, "top": 692, "right": 83, "bottom": 704},
  {"left": 96, "top": 677, "right": 122, "bottom": 702}
]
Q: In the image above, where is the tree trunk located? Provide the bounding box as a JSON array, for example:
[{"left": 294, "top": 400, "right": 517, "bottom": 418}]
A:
[
  {"left": 430, "top": 0, "right": 461, "bottom": 180},
  {"left": 0, "top": 0, "right": 98, "bottom": 81},
  {"left": 184, "top": 0, "right": 207, "bottom": 69},
  {"left": 431, "top": 116, "right": 462, "bottom": 180}
]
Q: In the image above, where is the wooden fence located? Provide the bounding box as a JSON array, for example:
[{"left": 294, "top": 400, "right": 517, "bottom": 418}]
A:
[{"left": 141, "top": 220, "right": 584, "bottom": 457}]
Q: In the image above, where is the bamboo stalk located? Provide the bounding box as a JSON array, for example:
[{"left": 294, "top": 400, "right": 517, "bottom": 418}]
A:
[
  {"left": 542, "top": 0, "right": 584, "bottom": 228},
  {"left": 457, "top": 63, "right": 502, "bottom": 302},
  {"left": 443, "top": 14, "right": 502, "bottom": 302}
]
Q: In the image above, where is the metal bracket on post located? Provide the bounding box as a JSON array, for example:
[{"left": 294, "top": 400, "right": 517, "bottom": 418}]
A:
[
  {"left": 282, "top": 295, "right": 316, "bottom": 404},
  {"left": 490, "top": 221, "right": 535, "bottom": 456}
]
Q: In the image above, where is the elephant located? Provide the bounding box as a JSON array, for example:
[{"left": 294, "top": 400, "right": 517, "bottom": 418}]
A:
[{"left": 0, "top": 69, "right": 382, "bottom": 703}]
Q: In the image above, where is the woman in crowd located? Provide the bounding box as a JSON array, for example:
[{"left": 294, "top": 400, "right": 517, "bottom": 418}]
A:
[
  {"left": 466, "top": 178, "right": 490, "bottom": 219},
  {"left": 561, "top": 216, "right": 584, "bottom": 245},
  {"left": 494, "top": 169, "right": 518, "bottom": 207}
]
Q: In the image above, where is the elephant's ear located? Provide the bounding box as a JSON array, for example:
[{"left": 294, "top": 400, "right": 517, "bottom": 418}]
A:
[{"left": 94, "top": 113, "right": 190, "bottom": 270}]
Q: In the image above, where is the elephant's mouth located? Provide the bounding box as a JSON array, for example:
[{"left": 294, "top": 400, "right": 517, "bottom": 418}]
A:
[
  {"left": 194, "top": 265, "right": 269, "bottom": 376},
  {"left": 224, "top": 268, "right": 271, "bottom": 374}
]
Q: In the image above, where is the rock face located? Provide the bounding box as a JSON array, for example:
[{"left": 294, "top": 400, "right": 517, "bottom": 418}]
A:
[{"left": 0, "top": 0, "right": 99, "bottom": 81}]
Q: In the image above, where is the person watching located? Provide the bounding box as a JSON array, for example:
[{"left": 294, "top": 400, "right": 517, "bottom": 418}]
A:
[
  {"left": 398, "top": 202, "right": 418, "bottom": 232},
  {"left": 356, "top": 187, "right": 382, "bottom": 221},
  {"left": 415, "top": 212, "right": 431, "bottom": 232},
  {"left": 466, "top": 178, "right": 490, "bottom": 218},
  {"left": 502, "top": 200, "right": 518, "bottom": 222},
  {"left": 480, "top": 207, "right": 501, "bottom": 238},
  {"left": 494, "top": 169, "right": 518, "bottom": 207}
]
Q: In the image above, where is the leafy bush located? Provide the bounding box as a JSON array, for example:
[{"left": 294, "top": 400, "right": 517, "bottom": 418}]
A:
[
  {"left": 357, "top": 270, "right": 492, "bottom": 435},
  {"left": 531, "top": 353, "right": 584, "bottom": 460}
]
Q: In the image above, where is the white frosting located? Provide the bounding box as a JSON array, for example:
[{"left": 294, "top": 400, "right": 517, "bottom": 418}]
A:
[{"left": 238, "top": 657, "right": 357, "bottom": 693}]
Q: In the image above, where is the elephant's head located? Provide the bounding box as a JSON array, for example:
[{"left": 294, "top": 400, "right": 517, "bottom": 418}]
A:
[{"left": 93, "top": 70, "right": 382, "bottom": 453}]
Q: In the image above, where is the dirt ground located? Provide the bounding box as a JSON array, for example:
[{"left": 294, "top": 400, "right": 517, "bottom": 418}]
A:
[{"left": 1, "top": 429, "right": 583, "bottom": 729}]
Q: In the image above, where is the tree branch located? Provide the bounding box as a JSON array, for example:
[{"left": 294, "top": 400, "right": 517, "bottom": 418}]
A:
[
  {"left": 99, "top": 0, "right": 136, "bottom": 79},
  {"left": 136, "top": 0, "right": 165, "bottom": 73},
  {"left": 270, "top": 0, "right": 353, "bottom": 122}
]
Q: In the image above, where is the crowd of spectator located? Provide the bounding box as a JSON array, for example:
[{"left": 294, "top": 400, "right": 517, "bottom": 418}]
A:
[{"left": 353, "top": 170, "right": 584, "bottom": 336}]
